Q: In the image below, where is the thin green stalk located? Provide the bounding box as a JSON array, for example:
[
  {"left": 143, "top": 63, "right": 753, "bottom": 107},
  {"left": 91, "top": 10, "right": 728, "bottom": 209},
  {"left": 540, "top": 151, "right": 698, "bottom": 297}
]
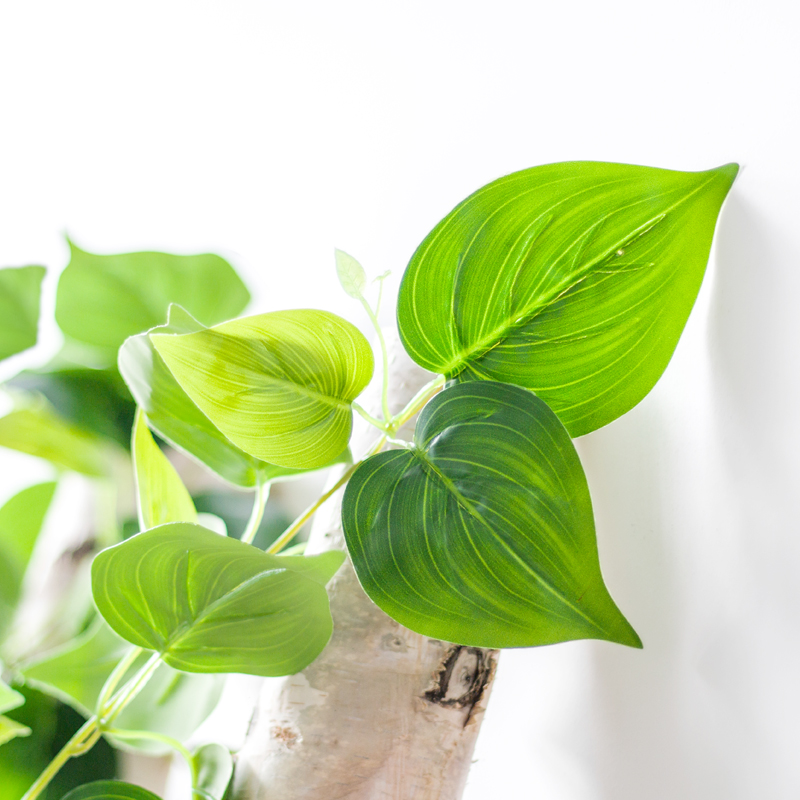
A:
[
  {"left": 353, "top": 402, "right": 387, "bottom": 431},
  {"left": 101, "top": 651, "right": 161, "bottom": 725},
  {"left": 241, "top": 480, "right": 270, "bottom": 545},
  {"left": 20, "top": 718, "right": 97, "bottom": 800},
  {"left": 386, "top": 375, "right": 445, "bottom": 434},
  {"left": 95, "top": 645, "right": 142, "bottom": 715},
  {"left": 106, "top": 728, "right": 195, "bottom": 781},
  {"left": 358, "top": 295, "right": 392, "bottom": 424}
]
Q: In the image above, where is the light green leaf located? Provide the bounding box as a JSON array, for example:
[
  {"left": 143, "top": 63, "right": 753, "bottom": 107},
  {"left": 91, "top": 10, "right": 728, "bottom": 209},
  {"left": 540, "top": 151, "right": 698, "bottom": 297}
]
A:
[
  {"left": 20, "top": 618, "right": 224, "bottom": 756},
  {"left": 92, "top": 523, "right": 345, "bottom": 676},
  {"left": 397, "top": 162, "right": 737, "bottom": 436},
  {"left": 0, "top": 716, "right": 31, "bottom": 746},
  {"left": 55, "top": 241, "right": 250, "bottom": 361},
  {"left": 192, "top": 743, "right": 233, "bottom": 800},
  {"left": 0, "top": 402, "right": 108, "bottom": 476},
  {"left": 133, "top": 409, "right": 197, "bottom": 529},
  {"left": 334, "top": 249, "right": 367, "bottom": 298},
  {"left": 0, "top": 482, "right": 57, "bottom": 637},
  {"left": 61, "top": 780, "right": 162, "bottom": 800},
  {"left": 0, "top": 266, "right": 45, "bottom": 362},
  {"left": 343, "top": 381, "right": 640, "bottom": 649},
  {"left": 119, "top": 305, "right": 302, "bottom": 488},
  {"left": 0, "top": 680, "right": 25, "bottom": 715},
  {"left": 151, "top": 310, "right": 373, "bottom": 469}
]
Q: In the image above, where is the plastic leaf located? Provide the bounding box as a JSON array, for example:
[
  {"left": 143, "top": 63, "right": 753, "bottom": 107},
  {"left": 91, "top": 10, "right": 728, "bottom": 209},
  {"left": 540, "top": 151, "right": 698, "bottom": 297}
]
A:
[
  {"left": 343, "top": 381, "right": 640, "bottom": 649},
  {"left": 334, "top": 249, "right": 367, "bottom": 298},
  {"left": 0, "top": 266, "right": 45, "bottom": 362}
]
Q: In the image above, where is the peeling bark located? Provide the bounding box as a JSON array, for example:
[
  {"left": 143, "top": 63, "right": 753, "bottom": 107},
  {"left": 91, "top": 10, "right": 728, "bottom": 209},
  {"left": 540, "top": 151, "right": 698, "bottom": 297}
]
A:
[{"left": 234, "top": 333, "right": 499, "bottom": 800}]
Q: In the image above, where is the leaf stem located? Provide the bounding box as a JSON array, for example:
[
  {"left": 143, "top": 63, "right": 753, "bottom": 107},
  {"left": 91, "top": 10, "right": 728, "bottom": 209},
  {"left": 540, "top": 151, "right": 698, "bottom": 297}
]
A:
[
  {"left": 386, "top": 375, "right": 445, "bottom": 434},
  {"left": 101, "top": 651, "right": 162, "bottom": 725},
  {"left": 241, "top": 480, "right": 270, "bottom": 546},
  {"left": 358, "top": 294, "right": 392, "bottom": 424},
  {"left": 353, "top": 402, "right": 387, "bottom": 431},
  {"left": 95, "top": 645, "right": 143, "bottom": 716},
  {"left": 105, "top": 728, "right": 196, "bottom": 784}
]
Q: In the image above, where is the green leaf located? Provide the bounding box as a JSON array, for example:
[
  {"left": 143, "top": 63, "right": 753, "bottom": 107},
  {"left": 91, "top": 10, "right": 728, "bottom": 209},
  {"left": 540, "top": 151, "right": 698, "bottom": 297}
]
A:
[
  {"left": 0, "top": 266, "right": 45, "bottom": 362},
  {"left": 10, "top": 366, "right": 136, "bottom": 450},
  {"left": 192, "top": 743, "right": 233, "bottom": 800},
  {"left": 132, "top": 409, "right": 197, "bottom": 529},
  {"left": 343, "top": 381, "right": 640, "bottom": 649},
  {"left": 92, "top": 523, "right": 345, "bottom": 676},
  {"left": 0, "top": 402, "right": 108, "bottom": 476},
  {"left": 397, "top": 162, "right": 737, "bottom": 436},
  {"left": 0, "top": 482, "right": 57, "bottom": 636},
  {"left": 0, "top": 680, "right": 25, "bottom": 715},
  {"left": 20, "top": 619, "right": 224, "bottom": 756},
  {"left": 61, "top": 780, "right": 162, "bottom": 800},
  {"left": 119, "top": 305, "right": 299, "bottom": 488},
  {"left": 151, "top": 310, "right": 374, "bottom": 469},
  {"left": 55, "top": 241, "right": 250, "bottom": 361},
  {"left": 334, "top": 249, "right": 367, "bottom": 298},
  {"left": 0, "top": 716, "right": 31, "bottom": 746}
]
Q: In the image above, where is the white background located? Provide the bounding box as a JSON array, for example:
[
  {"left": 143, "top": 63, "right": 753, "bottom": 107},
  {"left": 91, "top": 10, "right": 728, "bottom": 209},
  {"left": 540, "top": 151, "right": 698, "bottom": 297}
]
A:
[{"left": 1, "top": 1, "right": 799, "bottom": 797}]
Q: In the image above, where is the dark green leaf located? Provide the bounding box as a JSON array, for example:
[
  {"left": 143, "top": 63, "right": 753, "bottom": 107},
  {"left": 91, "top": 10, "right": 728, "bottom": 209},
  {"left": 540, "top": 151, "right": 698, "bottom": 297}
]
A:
[
  {"left": 55, "top": 241, "right": 250, "bottom": 361},
  {"left": 0, "top": 482, "right": 57, "bottom": 636},
  {"left": 92, "top": 523, "right": 345, "bottom": 676},
  {"left": 151, "top": 310, "right": 373, "bottom": 469},
  {"left": 61, "top": 781, "right": 162, "bottom": 800},
  {"left": 192, "top": 743, "right": 233, "bottom": 800},
  {"left": 0, "top": 266, "right": 45, "bottom": 362},
  {"left": 10, "top": 367, "right": 136, "bottom": 449},
  {"left": 0, "top": 401, "right": 109, "bottom": 476},
  {"left": 343, "top": 381, "right": 640, "bottom": 649},
  {"left": 398, "top": 162, "right": 737, "bottom": 436},
  {"left": 20, "top": 619, "right": 224, "bottom": 756},
  {"left": 119, "top": 305, "right": 297, "bottom": 487}
]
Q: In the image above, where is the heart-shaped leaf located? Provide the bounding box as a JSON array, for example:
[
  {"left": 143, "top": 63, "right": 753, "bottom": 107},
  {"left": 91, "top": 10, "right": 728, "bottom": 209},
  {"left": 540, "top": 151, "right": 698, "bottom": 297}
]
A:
[
  {"left": 397, "top": 162, "right": 737, "bottom": 436},
  {"left": 0, "top": 402, "right": 109, "bottom": 476},
  {"left": 334, "top": 249, "right": 367, "bottom": 299},
  {"left": 0, "top": 482, "right": 57, "bottom": 637},
  {"left": 132, "top": 409, "right": 197, "bottom": 530},
  {"left": 56, "top": 241, "right": 250, "bottom": 362},
  {"left": 343, "top": 381, "right": 640, "bottom": 649},
  {"left": 61, "top": 781, "right": 162, "bottom": 800},
  {"left": 21, "top": 619, "right": 223, "bottom": 756},
  {"left": 119, "top": 305, "right": 300, "bottom": 487},
  {"left": 0, "top": 265, "right": 45, "bottom": 362},
  {"left": 92, "top": 523, "right": 345, "bottom": 676},
  {"left": 151, "top": 310, "right": 373, "bottom": 469}
]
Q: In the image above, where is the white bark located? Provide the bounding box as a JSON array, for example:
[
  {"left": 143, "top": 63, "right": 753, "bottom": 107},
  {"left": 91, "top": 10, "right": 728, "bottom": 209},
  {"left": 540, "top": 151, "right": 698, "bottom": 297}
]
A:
[{"left": 234, "top": 334, "right": 498, "bottom": 800}]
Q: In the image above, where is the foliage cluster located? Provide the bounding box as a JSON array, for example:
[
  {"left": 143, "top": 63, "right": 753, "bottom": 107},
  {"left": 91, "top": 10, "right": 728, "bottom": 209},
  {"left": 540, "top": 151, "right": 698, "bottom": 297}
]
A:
[{"left": 0, "top": 161, "right": 736, "bottom": 799}]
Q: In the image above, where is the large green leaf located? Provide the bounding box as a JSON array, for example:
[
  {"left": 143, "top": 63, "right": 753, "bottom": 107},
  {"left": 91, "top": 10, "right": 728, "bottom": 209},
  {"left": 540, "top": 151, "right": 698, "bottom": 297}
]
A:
[
  {"left": 132, "top": 409, "right": 197, "bottom": 529},
  {"left": 0, "top": 482, "right": 57, "bottom": 636},
  {"left": 61, "top": 781, "right": 162, "bottom": 800},
  {"left": 92, "top": 523, "right": 345, "bottom": 676},
  {"left": 151, "top": 310, "right": 373, "bottom": 469},
  {"left": 119, "top": 305, "right": 296, "bottom": 487},
  {"left": 55, "top": 241, "right": 250, "bottom": 361},
  {"left": 397, "top": 162, "right": 737, "bottom": 436},
  {"left": 0, "top": 265, "right": 45, "bottom": 362},
  {"left": 0, "top": 402, "right": 108, "bottom": 476},
  {"left": 20, "top": 618, "right": 224, "bottom": 756},
  {"left": 343, "top": 381, "right": 640, "bottom": 649}
]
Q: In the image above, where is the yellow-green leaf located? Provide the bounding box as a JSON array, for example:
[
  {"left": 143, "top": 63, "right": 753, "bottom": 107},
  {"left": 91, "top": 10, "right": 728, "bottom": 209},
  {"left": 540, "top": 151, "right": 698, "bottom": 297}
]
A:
[
  {"left": 151, "top": 310, "right": 373, "bottom": 469},
  {"left": 0, "top": 266, "right": 45, "bottom": 363},
  {"left": 132, "top": 409, "right": 197, "bottom": 530}
]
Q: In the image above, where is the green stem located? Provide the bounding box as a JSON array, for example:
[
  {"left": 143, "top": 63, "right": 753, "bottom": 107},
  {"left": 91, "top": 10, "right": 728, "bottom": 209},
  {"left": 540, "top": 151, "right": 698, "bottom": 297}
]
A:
[
  {"left": 386, "top": 375, "right": 445, "bottom": 434},
  {"left": 95, "top": 645, "right": 143, "bottom": 716},
  {"left": 358, "top": 295, "right": 392, "bottom": 424},
  {"left": 241, "top": 480, "right": 270, "bottom": 546},
  {"left": 106, "top": 728, "right": 196, "bottom": 783},
  {"left": 101, "top": 651, "right": 162, "bottom": 725},
  {"left": 353, "top": 402, "right": 387, "bottom": 432},
  {"left": 20, "top": 718, "right": 97, "bottom": 800}
]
